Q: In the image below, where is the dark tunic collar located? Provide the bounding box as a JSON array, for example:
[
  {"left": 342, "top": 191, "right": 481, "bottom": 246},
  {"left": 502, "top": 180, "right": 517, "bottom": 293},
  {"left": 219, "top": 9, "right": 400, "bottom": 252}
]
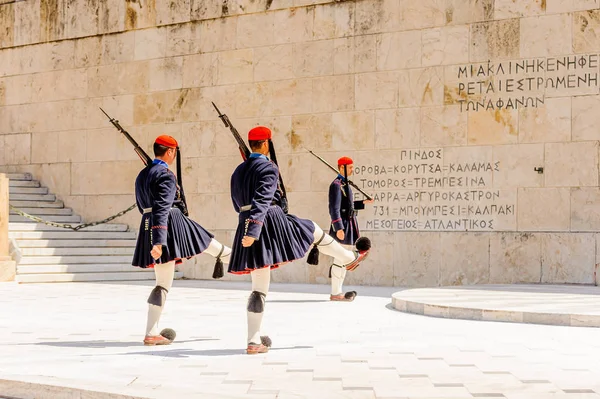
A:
[
  {"left": 152, "top": 159, "right": 168, "bottom": 168},
  {"left": 249, "top": 152, "right": 269, "bottom": 161}
]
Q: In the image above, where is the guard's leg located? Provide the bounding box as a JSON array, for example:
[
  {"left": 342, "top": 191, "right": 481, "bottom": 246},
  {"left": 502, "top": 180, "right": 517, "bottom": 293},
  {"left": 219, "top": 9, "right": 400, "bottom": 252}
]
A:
[
  {"left": 247, "top": 266, "right": 271, "bottom": 354},
  {"left": 204, "top": 238, "right": 232, "bottom": 279},
  {"left": 329, "top": 262, "right": 357, "bottom": 302},
  {"left": 311, "top": 222, "right": 370, "bottom": 292},
  {"left": 144, "top": 260, "right": 175, "bottom": 345},
  {"left": 311, "top": 223, "right": 355, "bottom": 265},
  {"left": 203, "top": 238, "right": 232, "bottom": 264},
  {"left": 331, "top": 243, "right": 357, "bottom": 301},
  {"left": 330, "top": 263, "right": 347, "bottom": 296}
]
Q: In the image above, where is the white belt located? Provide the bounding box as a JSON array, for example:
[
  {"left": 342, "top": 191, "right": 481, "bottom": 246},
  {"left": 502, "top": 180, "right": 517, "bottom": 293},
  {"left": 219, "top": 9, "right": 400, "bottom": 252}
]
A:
[{"left": 240, "top": 205, "right": 251, "bottom": 212}]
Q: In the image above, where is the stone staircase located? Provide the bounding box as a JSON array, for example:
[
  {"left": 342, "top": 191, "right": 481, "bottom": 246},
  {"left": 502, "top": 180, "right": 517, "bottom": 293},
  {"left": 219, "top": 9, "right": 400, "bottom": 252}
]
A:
[{"left": 7, "top": 173, "right": 181, "bottom": 283}]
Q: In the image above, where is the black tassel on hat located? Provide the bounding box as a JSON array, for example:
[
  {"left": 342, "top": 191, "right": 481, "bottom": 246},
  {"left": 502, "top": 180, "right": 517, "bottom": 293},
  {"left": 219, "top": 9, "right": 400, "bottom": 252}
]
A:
[
  {"left": 268, "top": 138, "right": 289, "bottom": 214},
  {"left": 175, "top": 146, "right": 189, "bottom": 217}
]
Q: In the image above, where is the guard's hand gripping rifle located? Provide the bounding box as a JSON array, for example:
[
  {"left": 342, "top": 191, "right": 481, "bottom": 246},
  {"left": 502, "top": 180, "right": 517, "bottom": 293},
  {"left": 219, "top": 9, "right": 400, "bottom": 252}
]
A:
[
  {"left": 212, "top": 102, "right": 289, "bottom": 214},
  {"left": 306, "top": 149, "right": 374, "bottom": 202},
  {"left": 100, "top": 108, "right": 190, "bottom": 217}
]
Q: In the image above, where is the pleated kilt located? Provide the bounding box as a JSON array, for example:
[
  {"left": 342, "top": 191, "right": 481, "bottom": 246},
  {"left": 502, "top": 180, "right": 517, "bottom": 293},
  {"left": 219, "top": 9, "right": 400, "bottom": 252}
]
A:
[
  {"left": 329, "top": 215, "right": 360, "bottom": 245},
  {"left": 228, "top": 205, "right": 315, "bottom": 274},
  {"left": 132, "top": 207, "right": 214, "bottom": 268}
]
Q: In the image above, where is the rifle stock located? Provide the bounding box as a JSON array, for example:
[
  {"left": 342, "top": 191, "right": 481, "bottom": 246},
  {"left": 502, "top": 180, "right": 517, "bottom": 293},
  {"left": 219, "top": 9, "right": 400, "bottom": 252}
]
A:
[{"left": 306, "top": 149, "right": 374, "bottom": 201}]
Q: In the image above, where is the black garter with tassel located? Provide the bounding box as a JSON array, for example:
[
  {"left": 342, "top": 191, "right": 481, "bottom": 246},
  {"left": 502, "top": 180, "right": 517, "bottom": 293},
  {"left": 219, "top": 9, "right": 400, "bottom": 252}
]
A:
[
  {"left": 307, "top": 231, "right": 326, "bottom": 265},
  {"left": 212, "top": 244, "right": 225, "bottom": 279}
]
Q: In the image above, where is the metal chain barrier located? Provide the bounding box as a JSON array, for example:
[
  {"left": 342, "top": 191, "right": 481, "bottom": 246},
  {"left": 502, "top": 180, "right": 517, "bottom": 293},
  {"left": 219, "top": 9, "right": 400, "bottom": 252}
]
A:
[{"left": 9, "top": 204, "right": 137, "bottom": 231}]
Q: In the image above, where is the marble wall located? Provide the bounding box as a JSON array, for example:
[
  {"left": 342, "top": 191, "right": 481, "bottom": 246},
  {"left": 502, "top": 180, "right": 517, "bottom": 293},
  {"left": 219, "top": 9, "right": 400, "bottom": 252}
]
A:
[{"left": 2, "top": 0, "right": 600, "bottom": 286}]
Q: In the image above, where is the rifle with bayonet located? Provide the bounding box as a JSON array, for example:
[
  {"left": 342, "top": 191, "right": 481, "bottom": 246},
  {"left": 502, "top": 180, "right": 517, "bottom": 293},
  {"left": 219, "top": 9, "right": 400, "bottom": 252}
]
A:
[
  {"left": 100, "top": 108, "right": 190, "bottom": 217},
  {"left": 211, "top": 102, "right": 250, "bottom": 160},
  {"left": 306, "top": 149, "right": 374, "bottom": 201},
  {"left": 101, "top": 107, "right": 152, "bottom": 165},
  {"left": 212, "top": 102, "right": 289, "bottom": 214}
]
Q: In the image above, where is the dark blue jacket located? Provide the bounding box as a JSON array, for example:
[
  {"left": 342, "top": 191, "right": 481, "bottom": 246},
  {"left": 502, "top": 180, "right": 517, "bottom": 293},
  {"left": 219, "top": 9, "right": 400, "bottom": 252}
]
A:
[{"left": 328, "top": 175, "right": 365, "bottom": 245}]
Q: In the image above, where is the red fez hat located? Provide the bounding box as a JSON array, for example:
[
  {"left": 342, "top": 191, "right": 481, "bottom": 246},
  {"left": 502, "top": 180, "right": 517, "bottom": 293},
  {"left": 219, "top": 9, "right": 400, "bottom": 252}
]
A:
[
  {"left": 248, "top": 126, "right": 272, "bottom": 141},
  {"left": 155, "top": 135, "right": 178, "bottom": 149},
  {"left": 338, "top": 156, "right": 353, "bottom": 166}
]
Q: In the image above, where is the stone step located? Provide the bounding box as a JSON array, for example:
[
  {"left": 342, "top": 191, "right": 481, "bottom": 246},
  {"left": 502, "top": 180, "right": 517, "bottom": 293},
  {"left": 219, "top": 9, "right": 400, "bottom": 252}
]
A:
[
  {"left": 9, "top": 215, "right": 82, "bottom": 223},
  {"left": 15, "top": 239, "right": 138, "bottom": 248},
  {"left": 17, "top": 264, "right": 137, "bottom": 273},
  {"left": 21, "top": 247, "right": 134, "bottom": 256},
  {"left": 16, "top": 271, "right": 184, "bottom": 284},
  {"left": 9, "top": 186, "right": 48, "bottom": 194},
  {"left": 10, "top": 207, "right": 73, "bottom": 215},
  {"left": 9, "top": 193, "right": 56, "bottom": 202},
  {"left": 10, "top": 231, "right": 137, "bottom": 240},
  {"left": 5, "top": 170, "right": 148, "bottom": 284},
  {"left": 19, "top": 255, "right": 133, "bottom": 265},
  {"left": 10, "top": 200, "right": 64, "bottom": 208},
  {"left": 8, "top": 180, "right": 40, "bottom": 188},
  {"left": 5, "top": 173, "right": 32, "bottom": 180},
  {"left": 8, "top": 222, "right": 129, "bottom": 232}
]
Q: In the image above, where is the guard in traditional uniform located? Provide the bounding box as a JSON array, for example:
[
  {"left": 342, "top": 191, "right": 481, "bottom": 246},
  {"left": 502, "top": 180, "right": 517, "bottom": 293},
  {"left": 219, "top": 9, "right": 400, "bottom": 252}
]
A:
[
  {"left": 133, "top": 135, "right": 232, "bottom": 346},
  {"left": 328, "top": 156, "right": 373, "bottom": 302},
  {"left": 229, "top": 126, "right": 372, "bottom": 354}
]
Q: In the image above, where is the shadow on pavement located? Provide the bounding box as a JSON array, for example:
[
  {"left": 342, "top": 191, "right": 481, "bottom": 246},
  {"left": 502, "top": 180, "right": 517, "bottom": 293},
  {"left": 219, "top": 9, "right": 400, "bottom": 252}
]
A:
[
  {"left": 21, "top": 338, "right": 217, "bottom": 348},
  {"left": 122, "top": 345, "right": 313, "bottom": 358},
  {"left": 268, "top": 299, "right": 330, "bottom": 303},
  {"left": 102, "top": 279, "right": 404, "bottom": 299}
]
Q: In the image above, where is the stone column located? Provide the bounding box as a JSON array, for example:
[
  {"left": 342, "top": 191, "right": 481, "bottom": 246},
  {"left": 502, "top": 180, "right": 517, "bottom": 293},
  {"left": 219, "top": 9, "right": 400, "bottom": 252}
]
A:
[{"left": 0, "top": 173, "right": 16, "bottom": 282}]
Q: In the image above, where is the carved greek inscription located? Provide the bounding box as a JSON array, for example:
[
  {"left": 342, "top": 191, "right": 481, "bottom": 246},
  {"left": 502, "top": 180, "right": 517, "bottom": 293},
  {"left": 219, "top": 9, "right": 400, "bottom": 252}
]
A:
[
  {"left": 454, "top": 55, "right": 599, "bottom": 112},
  {"left": 356, "top": 149, "right": 516, "bottom": 231}
]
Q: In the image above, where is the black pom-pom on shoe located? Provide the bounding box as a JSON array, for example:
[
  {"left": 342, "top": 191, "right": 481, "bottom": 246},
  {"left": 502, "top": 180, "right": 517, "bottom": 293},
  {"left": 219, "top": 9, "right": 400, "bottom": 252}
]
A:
[
  {"left": 160, "top": 328, "right": 176, "bottom": 341},
  {"left": 260, "top": 336, "right": 272, "bottom": 348},
  {"left": 355, "top": 237, "right": 371, "bottom": 252},
  {"left": 344, "top": 291, "right": 357, "bottom": 301}
]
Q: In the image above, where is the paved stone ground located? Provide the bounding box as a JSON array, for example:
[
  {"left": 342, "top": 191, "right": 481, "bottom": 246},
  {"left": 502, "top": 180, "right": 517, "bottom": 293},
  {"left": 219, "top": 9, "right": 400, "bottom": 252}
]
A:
[
  {"left": 1, "top": 280, "right": 600, "bottom": 399},
  {"left": 392, "top": 284, "right": 600, "bottom": 327}
]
